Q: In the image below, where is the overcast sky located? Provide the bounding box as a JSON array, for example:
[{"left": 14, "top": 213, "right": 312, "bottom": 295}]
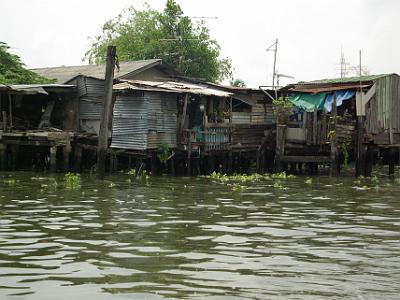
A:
[{"left": 1, "top": 0, "right": 399, "bottom": 87}]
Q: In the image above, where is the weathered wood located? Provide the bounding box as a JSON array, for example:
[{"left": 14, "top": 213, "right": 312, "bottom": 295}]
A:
[
  {"left": 275, "top": 124, "right": 287, "bottom": 172},
  {"left": 0, "top": 143, "right": 6, "bottom": 170},
  {"left": 187, "top": 140, "right": 192, "bottom": 176},
  {"left": 2, "top": 111, "right": 7, "bottom": 132},
  {"left": 63, "top": 145, "right": 71, "bottom": 172},
  {"left": 169, "top": 154, "right": 175, "bottom": 176},
  {"left": 355, "top": 116, "right": 366, "bottom": 177},
  {"left": 74, "top": 145, "right": 83, "bottom": 172},
  {"left": 38, "top": 99, "right": 55, "bottom": 129},
  {"left": 97, "top": 45, "right": 116, "bottom": 179},
  {"left": 388, "top": 147, "right": 396, "bottom": 176},
  {"left": 180, "top": 94, "right": 189, "bottom": 133},
  {"left": 279, "top": 155, "right": 331, "bottom": 163},
  {"left": 8, "top": 94, "right": 13, "bottom": 129},
  {"left": 50, "top": 146, "right": 57, "bottom": 172},
  {"left": 330, "top": 93, "right": 339, "bottom": 176},
  {"left": 313, "top": 106, "right": 318, "bottom": 145},
  {"left": 365, "top": 146, "right": 373, "bottom": 177}
]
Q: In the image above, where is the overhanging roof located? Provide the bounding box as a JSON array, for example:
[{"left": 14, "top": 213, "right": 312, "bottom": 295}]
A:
[
  {"left": 282, "top": 73, "right": 398, "bottom": 94},
  {"left": 31, "top": 59, "right": 180, "bottom": 84},
  {"left": 114, "top": 80, "right": 233, "bottom": 97},
  {"left": 0, "top": 84, "right": 75, "bottom": 95}
]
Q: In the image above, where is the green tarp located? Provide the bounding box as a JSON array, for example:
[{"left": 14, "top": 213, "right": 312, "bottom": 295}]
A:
[{"left": 288, "top": 93, "right": 327, "bottom": 112}]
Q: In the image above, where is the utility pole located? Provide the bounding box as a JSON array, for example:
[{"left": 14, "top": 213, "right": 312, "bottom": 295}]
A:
[
  {"left": 266, "top": 38, "right": 278, "bottom": 99},
  {"left": 97, "top": 45, "right": 116, "bottom": 180}
]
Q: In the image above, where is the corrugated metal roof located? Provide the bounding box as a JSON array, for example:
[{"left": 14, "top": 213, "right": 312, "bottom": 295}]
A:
[
  {"left": 114, "top": 80, "right": 233, "bottom": 97},
  {"left": 284, "top": 74, "right": 400, "bottom": 94},
  {"left": 0, "top": 84, "right": 75, "bottom": 94},
  {"left": 31, "top": 59, "right": 170, "bottom": 84},
  {"left": 308, "top": 74, "right": 394, "bottom": 84}
]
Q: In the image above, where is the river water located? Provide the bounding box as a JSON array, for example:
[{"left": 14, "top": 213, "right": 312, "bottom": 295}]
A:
[{"left": 0, "top": 172, "right": 399, "bottom": 299}]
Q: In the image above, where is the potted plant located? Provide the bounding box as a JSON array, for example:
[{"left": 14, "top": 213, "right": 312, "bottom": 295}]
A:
[{"left": 273, "top": 96, "right": 293, "bottom": 124}]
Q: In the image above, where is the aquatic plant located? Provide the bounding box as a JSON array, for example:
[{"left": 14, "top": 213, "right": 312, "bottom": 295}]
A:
[
  {"left": 157, "top": 143, "right": 172, "bottom": 164},
  {"left": 3, "top": 178, "right": 16, "bottom": 185},
  {"left": 64, "top": 172, "right": 81, "bottom": 189},
  {"left": 127, "top": 168, "right": 137, "bottom": 176}
]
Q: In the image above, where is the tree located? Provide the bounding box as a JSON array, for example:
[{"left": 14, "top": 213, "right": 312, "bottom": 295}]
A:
[
  {"left": 0, "top": 42, "right": 53, "bottom": 84},
  {"left": 84, "top": 0, "right": 232, "bottom": 82},
  {"left": 230, "top": 78, "right": 246, "bottom": 87}
]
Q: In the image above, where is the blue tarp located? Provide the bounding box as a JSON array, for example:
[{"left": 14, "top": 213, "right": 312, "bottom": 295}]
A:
[{"left": 323, "top": 90, "right": 355, "bottom": 112}]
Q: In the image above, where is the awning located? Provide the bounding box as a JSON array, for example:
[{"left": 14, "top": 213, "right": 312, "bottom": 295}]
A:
[
  {"left": 324, "top": 90, "right": 355, "bottom": 112},
  {"left": 288, "top": 93, "right": 327, "bottom": 112},
  {"left": 289, "top": 89, "right": 356, "bottom": 113}
]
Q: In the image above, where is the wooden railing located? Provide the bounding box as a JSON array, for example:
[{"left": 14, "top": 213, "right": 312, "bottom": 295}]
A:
[{"left": 180, "top": 123, "right": 230, "bottom": 151}]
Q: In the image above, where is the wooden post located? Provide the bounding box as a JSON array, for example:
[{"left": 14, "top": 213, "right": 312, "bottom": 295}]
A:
[
  {"left": 179, "top": 94, "right": 189, "bottom": 134},
  {"left": 365, "top": 146, "right": 373, "bottom": 177},
  {"left": 388, "top": 147, "right": 395, "bottom": 176},
  {"left": 8, "top": 94, "right": 13, "bottom": 130},
  {"left": 227, "top": 150, "right": 233, "bottom": 174},
  {"left": 63, "top": 145, "right": 71, "bottom": 172},
  {"left": 2, "top": 111, "right": 7, "bottom": 132},
  {"left": 50, "top": 146, "right": 57, "bottom": 172},
  {"left": 74, "top": 145, "right": 83, "bottom": 172},
  {"left": 169, "top": 155, "right": 175, "bottom": 176},
  {"left": 330, "top": 93, "right": 339, "bottom": 176},
  {"left": 187, "top": 139, "right": 192, "bottom": 176},
  {"left": 97, "top": 45, "right": 116, "bottom": 179},
  {"left": 313, "top": 105, "right": 317, "bottom": 145},
  {"left": 355, "top": 116, "right": 366, "bottom": 177},
  {"left": 275, "top": 124, "right": 286, "bottom": 172},
  {"left": 0, "top": 143, "right": 6, "bottom": 170}
]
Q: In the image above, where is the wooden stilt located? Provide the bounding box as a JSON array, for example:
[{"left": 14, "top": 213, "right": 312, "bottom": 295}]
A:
[
  {"left": 330, "top": 93, "right": 339, "bottom": 176},
  {"left": 275, "top": 124, "right": 287, "bottom": 172},
  {"left": 187, "top": 143, "right": 192, "bottom": 176},
  {"left": 63, "top": 146, "right": 70, "bottom": 172},
  {"left": 97, "top": 45, "right": 116, "bottom": 180},
  {"left": 0, "top": 143, "right": 6, "bottom": 170},
  {"left": 151, "top": 153, "right": 157, "bottom": 176},
  {"left": 50, "top": 146, "right": 57, "bottom": 172},
  {"left": 207, "top": 154, "right": 214, "bottom": 174},
  {"left": 355, "top": 116, "right": 366, "bottom": 177},
  {"left": 388, "top": 148, "right": 395, "bottom": 176},
  {"left": 74, "top": 145, "right": 83, "bottom": 172},
  {"left": 169, "top": 155, "right": 175, "bottom": 176},
  {"left": 365, "top": 146, "right": 373, "bottom": 177}
]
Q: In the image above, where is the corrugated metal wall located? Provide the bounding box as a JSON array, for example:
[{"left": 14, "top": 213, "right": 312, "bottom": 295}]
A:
[
  {"left": 78, "top": 77, "right": 105, "bottom": 134},
  {"left": 110, "top": 92, "right": 178, "bottom": 151},
  {"left": 366, "top": 74, "right": 400, "bottom": 134}
]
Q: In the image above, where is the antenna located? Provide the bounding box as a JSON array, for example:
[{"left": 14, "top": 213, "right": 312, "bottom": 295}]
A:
[
  {"left": 266, "top": 38, "right": 278, "bottom": 99},
  {"left": 275, "top": 72, "right": 295, "bottom": 88}
]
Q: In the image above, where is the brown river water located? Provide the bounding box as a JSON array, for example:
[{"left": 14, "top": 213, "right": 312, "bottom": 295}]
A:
[{"left": 0, "top": 172, "right": 399, "bottom": 299}]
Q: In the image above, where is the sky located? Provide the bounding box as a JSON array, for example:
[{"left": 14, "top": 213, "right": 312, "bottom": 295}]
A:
[{"left": 1, "top": 0, "right": 399, "bottom": 87}]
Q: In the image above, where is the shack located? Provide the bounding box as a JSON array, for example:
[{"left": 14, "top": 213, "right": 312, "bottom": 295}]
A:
[
  {"left": 279, "top": 74, "right": 400, "bottom": 176},
  {"left": 32, "top": 59, "right": 180, "bottom": 135},
  {"left": 0, "top": 84, "right": 77, "bottom": 171},
  {"left": 107, "top": 80, "right": 275, "bottom": 175}
]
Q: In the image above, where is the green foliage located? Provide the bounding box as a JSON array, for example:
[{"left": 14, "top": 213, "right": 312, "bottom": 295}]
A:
[
  {"left": 84, "top": 0, "right": 232, "bottom": 82},
  {"left": 127, "top": 168, "right": 150, "bottom": 181},
  {"left": 3, "top": 178, "right": 16, "bottom": 185},
  {"left": 0, "top": 42, "right": 54, "bottom": 84},
  {"left": 273, "top": 96, "right": 293, "bottom": 124},
  {"left": 340, "top": 141, "right": 350, "bottom": 170},
  {"left": 157, "top": 143, "right": 171, "bottom": 164},
  {"left": 230, "top": 78, "right": 246, "bottom": 87},
  {"left": 64, "top": 172, "right": 81, "bottom": 189}
]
